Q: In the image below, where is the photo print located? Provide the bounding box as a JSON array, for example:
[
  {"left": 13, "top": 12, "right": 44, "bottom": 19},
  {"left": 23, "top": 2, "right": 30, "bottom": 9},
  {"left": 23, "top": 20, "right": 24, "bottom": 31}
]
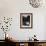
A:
[{"left": 20, "top": 13, "right": 33, "bottom": 29}]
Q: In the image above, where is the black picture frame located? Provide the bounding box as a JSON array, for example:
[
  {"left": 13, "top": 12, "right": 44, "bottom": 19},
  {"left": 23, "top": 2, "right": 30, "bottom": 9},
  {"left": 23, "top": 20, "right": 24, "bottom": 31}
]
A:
[{"left": 20, "top": 13, "right": 33, "bottom": 29}]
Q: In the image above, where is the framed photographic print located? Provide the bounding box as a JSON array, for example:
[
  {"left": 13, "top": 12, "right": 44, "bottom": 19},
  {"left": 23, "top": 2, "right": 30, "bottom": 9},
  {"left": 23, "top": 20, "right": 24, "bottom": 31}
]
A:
[{"left": 20, "top": 13, "right": 33, "bottom": 29}]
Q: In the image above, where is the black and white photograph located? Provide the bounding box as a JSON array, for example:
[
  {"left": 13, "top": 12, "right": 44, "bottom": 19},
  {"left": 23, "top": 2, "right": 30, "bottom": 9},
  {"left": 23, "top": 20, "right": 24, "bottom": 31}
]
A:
[{"left": 20, "top": 13, "right": 33, "bottom": 28}]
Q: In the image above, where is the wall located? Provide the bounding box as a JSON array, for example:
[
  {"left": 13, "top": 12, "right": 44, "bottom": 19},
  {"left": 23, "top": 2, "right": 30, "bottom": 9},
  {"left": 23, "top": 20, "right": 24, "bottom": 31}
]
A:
[{"left": 0, "top": 0, "right": 46, "bottom": 40}]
